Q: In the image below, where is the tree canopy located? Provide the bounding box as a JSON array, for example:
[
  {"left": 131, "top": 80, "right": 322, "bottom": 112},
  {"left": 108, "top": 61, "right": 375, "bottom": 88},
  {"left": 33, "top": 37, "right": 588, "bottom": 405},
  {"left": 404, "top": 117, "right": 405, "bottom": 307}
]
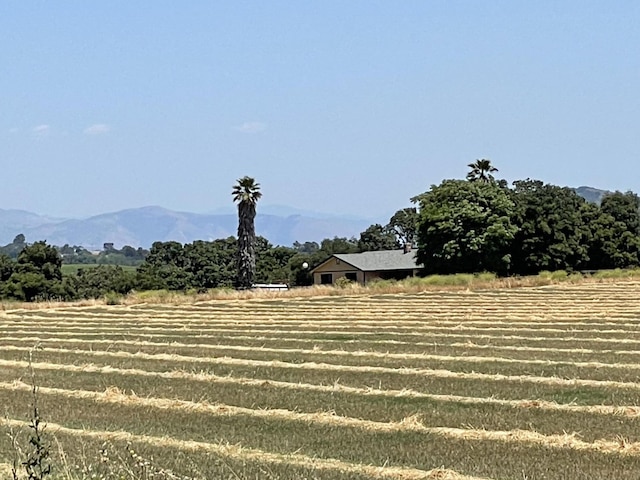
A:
[
  {"left": 412, "top": 179, "right": 517, "bottom": 275},
  {"left": 466, "top": 159, "right": 498, "bottom": 183}
]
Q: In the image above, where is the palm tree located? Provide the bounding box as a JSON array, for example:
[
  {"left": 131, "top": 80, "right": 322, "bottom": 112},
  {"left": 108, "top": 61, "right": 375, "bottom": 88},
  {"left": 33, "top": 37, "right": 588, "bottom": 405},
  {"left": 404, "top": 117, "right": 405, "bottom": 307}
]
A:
[
  {"left": 466, "top": 159, "right": 498, "bottom": 182},
  {"left": 232, "top": 176, "right": 262, "bottom": 289}
]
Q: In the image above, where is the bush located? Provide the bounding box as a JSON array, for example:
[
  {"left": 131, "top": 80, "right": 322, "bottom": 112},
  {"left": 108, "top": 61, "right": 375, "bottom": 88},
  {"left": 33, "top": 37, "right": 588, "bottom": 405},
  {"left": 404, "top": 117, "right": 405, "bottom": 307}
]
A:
[{"left": 334, "top": 276, "right": 353, "bottom": 289}]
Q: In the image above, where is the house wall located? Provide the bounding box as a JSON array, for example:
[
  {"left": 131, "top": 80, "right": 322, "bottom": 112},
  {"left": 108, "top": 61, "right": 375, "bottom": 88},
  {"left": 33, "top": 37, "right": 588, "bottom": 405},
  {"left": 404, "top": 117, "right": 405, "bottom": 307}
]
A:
[
  {"left": 312, "top": 258, "right": 363, "bottom": 285},
  {"left": 312, "top": 257, "right": 423, "bottom": 286}
]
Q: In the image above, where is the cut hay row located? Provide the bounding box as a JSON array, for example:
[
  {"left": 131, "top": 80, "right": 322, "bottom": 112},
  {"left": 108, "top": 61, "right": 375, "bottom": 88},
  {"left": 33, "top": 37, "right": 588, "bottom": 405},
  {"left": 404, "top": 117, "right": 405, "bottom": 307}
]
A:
[
  {"left": 2, "top": 322, "right": 639, "bottom": 337},
  {"left": 5, "top": 356, "right": 640, "bottom": 394},
  {"left": 6, "top": 315, "right": 640, "bottom": 329},
  {"left": 0, "top": 418, "right": 486, "bottom": 480},
  {"left": 448, "top": 341, "right": 640, "bottom": 356},
  {"left": 5, "top": 332, "right": 640, "bottom": 358},
  {"left": 7, "top": 303, "right": 640, "bottom": 321},
  {"left": 0, "top": 463, "right": 13, "bottom": 477},
  {"left": 20, "top": 291, "right": 639, "bottom": 310},
  {"left": 4, "top": 343, "right": 640, "bottom": 373},
  {"left": 9, "top": 335, "right": 640, "bottom": 360},
  {"left": 5, "top": 319, "right": 640, "bottom": 333},
  {"left": 8, "top": 304, "right": 640, "bottom": 319},
  {"left": 5, "top": 326, "right": 640, "bottom": 350},
  {"left": 4, "top": 378, "right": 640, "bottom": 428}
]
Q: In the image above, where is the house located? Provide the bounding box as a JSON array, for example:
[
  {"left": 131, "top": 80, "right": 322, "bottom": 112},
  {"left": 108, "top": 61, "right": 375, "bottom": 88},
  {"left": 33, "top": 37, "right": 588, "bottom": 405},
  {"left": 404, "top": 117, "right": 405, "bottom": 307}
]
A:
[{"left": 311, "top": 246, "right": 423, "bottom": 286}]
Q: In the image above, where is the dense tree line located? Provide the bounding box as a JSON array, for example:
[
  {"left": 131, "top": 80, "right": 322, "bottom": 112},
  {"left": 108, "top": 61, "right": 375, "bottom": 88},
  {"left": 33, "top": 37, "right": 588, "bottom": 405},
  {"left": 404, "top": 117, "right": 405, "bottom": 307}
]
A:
[
  {"left": 0, "top": 209, "right": 415, "bottom": 301},
  {"left": 0, "top": 235, "right": 149, "bottom": 265},
  {"left": 413, "top": 164, "right": 640, "bottom": 276},
  {"left": 3, "top": 161, "right": 638, "bottom": 302}
]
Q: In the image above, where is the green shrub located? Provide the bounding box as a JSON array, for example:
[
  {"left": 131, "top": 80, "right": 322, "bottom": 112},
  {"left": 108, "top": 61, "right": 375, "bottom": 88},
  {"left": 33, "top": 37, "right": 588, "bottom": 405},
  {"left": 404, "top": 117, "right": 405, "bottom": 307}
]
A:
[
  {"left": 334, "top": 276, "right": 353, "bottom": 289},
  {"left": 103, "top": 292, "right": 123, "bottom": 305}
]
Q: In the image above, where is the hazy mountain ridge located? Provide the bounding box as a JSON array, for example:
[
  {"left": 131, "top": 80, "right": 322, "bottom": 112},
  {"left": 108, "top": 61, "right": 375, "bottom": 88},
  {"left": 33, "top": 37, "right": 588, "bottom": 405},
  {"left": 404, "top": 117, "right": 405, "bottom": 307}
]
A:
[
  {"left": 0, "top": 187, "right": 611, "bottom": 249},
  {"left": 573, "top": 186, "right": 611, "bottom": 205},
  {"left": 0, "top": 206, "right": 376, "bottom": 249}
]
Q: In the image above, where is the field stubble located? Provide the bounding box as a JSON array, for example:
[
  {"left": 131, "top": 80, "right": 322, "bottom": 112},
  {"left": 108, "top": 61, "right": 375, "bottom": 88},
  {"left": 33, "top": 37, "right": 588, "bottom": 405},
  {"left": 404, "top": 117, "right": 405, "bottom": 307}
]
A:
[{"left": 4, "top": 281, "right": 640, "bottom": 479}]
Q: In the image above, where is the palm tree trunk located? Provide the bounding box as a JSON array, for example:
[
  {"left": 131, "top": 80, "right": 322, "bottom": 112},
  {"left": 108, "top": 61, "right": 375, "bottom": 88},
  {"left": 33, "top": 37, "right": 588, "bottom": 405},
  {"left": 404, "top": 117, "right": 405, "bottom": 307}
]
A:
[{"left": 237, "top": 202, "right": 256, "bottom": 289}]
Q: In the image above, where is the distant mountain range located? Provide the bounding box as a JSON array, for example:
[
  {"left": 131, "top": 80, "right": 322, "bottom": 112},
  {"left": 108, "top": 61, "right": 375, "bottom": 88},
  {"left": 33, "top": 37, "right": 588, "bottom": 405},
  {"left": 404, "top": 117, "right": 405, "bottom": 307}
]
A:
[
  {"left": 0, "top": 205, "right": 380, "bottom": 250},
  {"left": 573, "top": 186, "right": 610, "bottom": 205},
  {"left": 0, "top": 187, "right": 612, "bottom": 250}
]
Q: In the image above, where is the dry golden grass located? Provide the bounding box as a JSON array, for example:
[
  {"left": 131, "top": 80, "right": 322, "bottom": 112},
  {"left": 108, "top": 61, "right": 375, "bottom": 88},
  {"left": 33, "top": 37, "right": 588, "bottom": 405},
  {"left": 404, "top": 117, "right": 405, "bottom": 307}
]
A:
[
  {"left": 1, "top": 275, "right": 639, "bottom": 312},
  {"left": 0, "top": 417, "right": 493, "bottom": 480},
  {"left": 6, "top": 279, "right": 640, "bottom": 478},
  {"left": 0, "top": 462, "right": 13, "bottom": 477}
]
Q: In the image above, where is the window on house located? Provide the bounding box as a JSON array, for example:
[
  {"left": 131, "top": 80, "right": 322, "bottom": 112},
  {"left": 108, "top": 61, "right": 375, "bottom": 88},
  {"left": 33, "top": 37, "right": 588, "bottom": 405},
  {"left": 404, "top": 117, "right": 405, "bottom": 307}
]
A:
[
  {"left": 345, "top": 272, "right": 358, "bottom": 282},
  {"left": 320, "top": 273, "right": 333, "bottom": 284}
]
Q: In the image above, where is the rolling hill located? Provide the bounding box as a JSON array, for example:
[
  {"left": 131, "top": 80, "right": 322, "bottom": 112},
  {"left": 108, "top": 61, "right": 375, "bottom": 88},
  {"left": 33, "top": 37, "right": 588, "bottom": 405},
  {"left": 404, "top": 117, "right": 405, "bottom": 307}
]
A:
[{"left": 0, "top": 206, "right": 377, "bottom": 249}]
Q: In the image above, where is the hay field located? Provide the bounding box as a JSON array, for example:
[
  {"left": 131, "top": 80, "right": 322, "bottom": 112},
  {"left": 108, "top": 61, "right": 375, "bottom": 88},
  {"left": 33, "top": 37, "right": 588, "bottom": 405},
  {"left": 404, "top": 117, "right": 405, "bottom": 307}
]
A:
[{"left": 2, "top": 282, "right": 640, "bottom": 479}]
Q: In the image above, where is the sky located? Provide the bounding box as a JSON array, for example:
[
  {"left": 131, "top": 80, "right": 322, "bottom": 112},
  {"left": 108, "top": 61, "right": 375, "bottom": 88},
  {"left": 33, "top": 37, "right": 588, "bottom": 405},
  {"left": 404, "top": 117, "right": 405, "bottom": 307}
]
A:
[{"left": 2, "top": 1, "right": 640, "bottom": 220}]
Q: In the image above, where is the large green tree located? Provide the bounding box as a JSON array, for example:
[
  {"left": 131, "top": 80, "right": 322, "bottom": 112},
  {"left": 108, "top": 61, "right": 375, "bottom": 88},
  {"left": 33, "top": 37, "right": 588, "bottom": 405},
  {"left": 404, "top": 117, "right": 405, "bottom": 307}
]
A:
[
  {"left": 184, "top": 238, "right": 237, "bottom": 290},
  {"left": 588, "top": 191, "right": 640, "bottom": 269},
  {"left": 232, "top": 176, "right": 262, "bottom": 289},
  {"left": 136, "top": 241, "right": 193, "bottom": 290},
  {"left": 412, "top": 179, "right": 517, "bottom": 275},
  {"left": 510, "top": 180, "right": 592, "bottom": 274},
  {"left": 2, "top": 241, "right": 72, "bottom": 301}
]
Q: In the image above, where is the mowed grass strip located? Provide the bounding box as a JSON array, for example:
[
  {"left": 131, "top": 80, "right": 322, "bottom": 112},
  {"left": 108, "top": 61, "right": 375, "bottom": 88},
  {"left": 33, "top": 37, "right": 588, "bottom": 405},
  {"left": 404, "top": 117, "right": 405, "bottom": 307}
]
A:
[
  {"left": 6, "top": 313, "right": 640, "bottom": 327},
  {"left": 4, "top": 321, "right": 640, "bottom": 337},
  {"left": 4, "top": 323, "right": 640, "bottom": 348},
  {"left": 4, "top": 337, "right": 640, "bottom": 375},
  {"left": 4, "top": 379, "right": 640, "bottom": 443},
  {"left": 5, "top": 384, "right": 640, "bottom": 457},
  {"left": 4, "top": 343, "right": 640, "bottom": 383},
  {"left": 7, "top": 349, "right": 640, "bottom": 400},
  {"left": 4, "top": 398, "right": 640, "bottom": 480},
  {"left": 7, "top": 326, "right": 640, "bottom": 352},
  {"left": 0, "top": 419, "right": 486, "bottom": 480},
  {"left": 5, "top": 358, "right": 640, "bottom": 426},
  {"left": 7, "top": 335, "right": 640, "bottom": 365}
]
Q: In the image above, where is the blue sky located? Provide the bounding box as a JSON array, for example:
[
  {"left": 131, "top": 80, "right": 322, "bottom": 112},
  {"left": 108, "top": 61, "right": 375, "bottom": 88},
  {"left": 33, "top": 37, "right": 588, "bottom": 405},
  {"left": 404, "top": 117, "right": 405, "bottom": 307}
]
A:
[{"left": 2, "top": 1, "right": 640, "bottom": 220}]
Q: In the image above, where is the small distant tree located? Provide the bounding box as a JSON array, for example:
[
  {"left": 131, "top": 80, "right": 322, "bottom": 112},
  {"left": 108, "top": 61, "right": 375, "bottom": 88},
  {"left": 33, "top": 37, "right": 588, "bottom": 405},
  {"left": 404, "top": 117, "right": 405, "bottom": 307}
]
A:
[
  {"left": 466, "top": 159, "right": 498, "bottom": 182},
  {"left": 358, "top": 224, "right": 399, "bottom": 252},
  {"left": 232, "top": 176, "right": 262, "bottom": 289},
  {"left": 387, "top": 207, "right": 419, "bottom": 246}
]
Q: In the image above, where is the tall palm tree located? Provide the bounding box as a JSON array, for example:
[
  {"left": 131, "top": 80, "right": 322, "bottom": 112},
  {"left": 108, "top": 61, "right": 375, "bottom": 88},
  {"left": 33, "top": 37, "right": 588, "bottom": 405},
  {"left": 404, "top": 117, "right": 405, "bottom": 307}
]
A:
[
  {"left": 232, "top": 176, "right": 262, "bottom": 289},
  {"left": 466, "top": 159, "right": 498, "bottom": 182}
]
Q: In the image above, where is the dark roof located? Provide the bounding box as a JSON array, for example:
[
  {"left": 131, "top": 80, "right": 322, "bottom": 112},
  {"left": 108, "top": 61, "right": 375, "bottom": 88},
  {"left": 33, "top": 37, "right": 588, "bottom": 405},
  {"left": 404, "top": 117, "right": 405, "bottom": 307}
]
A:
[{"left": 328, "top": 249, "right": 422, "bottom": 272}]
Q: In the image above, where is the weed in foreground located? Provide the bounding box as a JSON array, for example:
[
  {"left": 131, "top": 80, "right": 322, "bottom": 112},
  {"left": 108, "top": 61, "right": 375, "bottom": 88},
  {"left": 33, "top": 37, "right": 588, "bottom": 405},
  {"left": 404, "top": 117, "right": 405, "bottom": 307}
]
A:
[
  {"left": 10, "top": 347, "right": 52, "bottom": 480},
  {"left": 9, "top": 346, "right": 201, "bottom": 480},
  {"left": 73, "top": 442, "right": 197, "bottom": 480}
]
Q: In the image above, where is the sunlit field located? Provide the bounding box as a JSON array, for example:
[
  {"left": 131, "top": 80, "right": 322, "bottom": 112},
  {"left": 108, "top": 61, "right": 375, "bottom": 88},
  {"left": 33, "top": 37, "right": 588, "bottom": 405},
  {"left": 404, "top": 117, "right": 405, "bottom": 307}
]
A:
[{"left": 3, "top": 281, "right": 640, "bottom": 479}]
